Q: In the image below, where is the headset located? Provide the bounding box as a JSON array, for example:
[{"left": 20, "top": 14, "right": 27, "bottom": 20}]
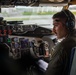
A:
[{"left": 62, "top": 9, "right": 75, "bottom": 31}]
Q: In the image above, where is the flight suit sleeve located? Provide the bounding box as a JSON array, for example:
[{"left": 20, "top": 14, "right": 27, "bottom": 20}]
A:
[{"left": 45, "top": 44, "right": 67, "bottom": 75}]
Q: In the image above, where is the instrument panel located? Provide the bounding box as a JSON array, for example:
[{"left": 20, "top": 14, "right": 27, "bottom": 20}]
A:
[
  {"left": 8, "top": 35, "right": 44, "bottom": 59},
  {"left": 0, "top": 20, "right": 54, "bottom": 60},
  {"left": 7, "top": 35, "right": 55, "bottom": 60}
]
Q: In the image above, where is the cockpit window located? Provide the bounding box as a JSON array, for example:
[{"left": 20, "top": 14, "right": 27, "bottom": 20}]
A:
[
  {"left": 1, "top": 6, "right": 63, "bottom": 29},
  {"left": 68, "top": 5, "right": 76, "bottom": 15},
  {"left": 68, "top": 5, "right": 76, "bottom": 28}
]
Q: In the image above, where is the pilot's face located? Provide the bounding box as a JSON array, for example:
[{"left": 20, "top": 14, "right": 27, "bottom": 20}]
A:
[{"left": 52, "top": 18, "right": 68, "bottom": 39}]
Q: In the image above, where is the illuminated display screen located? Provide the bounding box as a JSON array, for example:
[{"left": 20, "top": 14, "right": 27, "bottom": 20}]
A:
[
  {"left": 19, "top": 38, "right": 29, "bottom": 49},
  {"left": 11, "top": 42, "right": 20, "bottom": 49},
  {"left": 11, "top": 37, "right": 19, "bottom": 48},
  {"left": 13, "top": 37, "right": 18, "bottom": 42},
  {"left": 15, "top": 42, "right": 20, "bottom": 48},
  {"left": 7, "top": 38, "right": 11, "bottom": 43},
  {"left": 0, "top": 37, "right": 3, "bottom": 43}
]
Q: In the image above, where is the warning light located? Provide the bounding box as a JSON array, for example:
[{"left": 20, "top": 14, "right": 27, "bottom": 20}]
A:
[{"left": 7, "top": 38, "right": 11, "bottom": 43}]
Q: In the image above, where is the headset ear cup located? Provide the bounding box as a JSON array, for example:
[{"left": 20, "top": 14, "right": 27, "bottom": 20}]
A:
[
  {"left": 62, "top": 10, "right": 75, "bottom": 31},
  {"left": 66, "top": 21, "right": 69, "bottom": 27},
  {"left": 71, "top": 20, "right": 75, "bottom": 29},
  {"left": 66, "top": 19, "right": 75, "bottom": 31}
]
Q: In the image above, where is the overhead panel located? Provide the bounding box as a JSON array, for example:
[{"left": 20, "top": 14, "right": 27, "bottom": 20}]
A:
[
  {"left": 0, "top": 0, "right": 72, "bottom": 6},
  {"left": 0, "top": 0, "right": 39, "bottom": 6}
]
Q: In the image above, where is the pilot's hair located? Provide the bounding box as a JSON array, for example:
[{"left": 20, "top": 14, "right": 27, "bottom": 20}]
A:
[{"left": 52, "top": 9, "right": 75, "bottom": 21}]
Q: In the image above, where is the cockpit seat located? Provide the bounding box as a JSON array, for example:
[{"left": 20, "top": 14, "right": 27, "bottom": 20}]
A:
[{"left": 69, "top": 47, "right": 76, "bottom": 75}]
